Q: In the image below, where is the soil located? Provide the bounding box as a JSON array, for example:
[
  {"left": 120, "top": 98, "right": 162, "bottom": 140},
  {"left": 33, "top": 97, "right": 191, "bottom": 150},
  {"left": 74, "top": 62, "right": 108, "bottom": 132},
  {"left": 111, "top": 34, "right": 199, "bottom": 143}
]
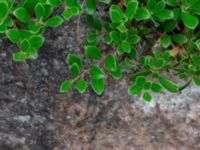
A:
[{"left": 0, "top": 8, "right": 200, "bottom": 150}]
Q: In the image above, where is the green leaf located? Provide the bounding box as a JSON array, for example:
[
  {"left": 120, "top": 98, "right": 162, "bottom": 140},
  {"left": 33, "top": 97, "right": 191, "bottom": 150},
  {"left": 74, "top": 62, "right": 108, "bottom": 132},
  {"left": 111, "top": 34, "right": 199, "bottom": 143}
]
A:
[
  {"left": 29, "top": 35, "right": 44, "bottom": 47},
  {"left": 47, "top": 0, "right": 60, "bottom": 7},
  {"left": 181, "top": 10, "right": 199, "bottom": 30},
  {"left": 158, "top": 75, "right": 179, "bottom": 93},
  {"left": 85, "top": 45, "right": 102, "bottom": 60},
  {"left": 90, "top": 78, "right": 104, "bottom": 95},
  {"left": 191, "top": 54, "right": 200, "bottom": 65},
  {"left": 153, "top": 9, "right": 174, "bottom": 20},
  {"left": 143, "top": 81, "right": 152, "bottom": 90},
  {"left": 90, "top": 64, "right": 105, "bottom": 79},
  {"left": 86, "top": 0, "right": 96, "bottom": 14},
  {"left": 70, "top": 63, "right": 81, "bottom": 77},
  {"left": 135, "top": 76, "right": 146, "bottom": 86},
  {"left": 143, "top": 92, "right": 152, "bottom": 102},
  {"left": 19, "top": 39, "right": 30, "bottom": 52},
  {"left": 34, "top": 2, "right": 45, "bottom": 21},
  {"left": 128, "top": 84, "right": 142, "bottom": 96},
  {"left": 6, "top": 29, "right": 20, "bottom": 43},
  {"left": 0, "top": 1, "right": 8, "bottom": 24},
  {"left": 125, "top": 1, "right": 138, "bottom": 18},
  {"left": 104, "top": 54, "right": 117, "bottom": 71},
  {"left": 195, "top": 39, "right": 200, "bottom": 50},
  {"left": 60, "top": 80, "right": 72, "bottom": 93},
  {"left": 62, "top": 9, "right": 73, "bottom": 20},
  {"left": 13, "top": 7, "right": 30, "bottom": 22},
  {"left": 193, "top": 76, "right": 200, "bottom": 86},
  {"left": 27, "top": 47, "right": 38, "bottom": 59},
  {"left": 156, "top": 58, "right": 165, "bottom": 68},
  {"left": 109, "top": 5, "right": 123, "bottom": 23},
  {"left": 151, "top": 83, "right": 162, "bottom": 93},
  {"left": 110, "top": 31, "right": 120, "bottom": 41},
  {"left": 152, "top": 0, "right": 166, "bottom": 13},
  {"left": 75, "top": 78, "right": 87, "bottom": 93},
  {"left": 45, "top": 16, "right": 64, "bottom": 27},
  {"left": 118, "top": 42, "right": 131, "bottom": 54},
  {"left": 166, "top": 0, "right": 177, "bottom": 7},
  {"left": 109, "top": 69, "right": 122, "bottom": 80},
  {"left": 66, "top": 54, "right": 83, "bottom": 70},
  {"left": 161, "top": 35, "right": 171, "bottom": 48},
  {"left": 172, "top": 34, "right": 188, "bottom": 44},
  {"left": 134, "top": 8, "right": 150, "bottom": 20},
  {"left": 99, "top": 0, "right": 111, "bottom": 4},
  {"left": 13, "top": 52, "right": 25, "bottom": 61}
]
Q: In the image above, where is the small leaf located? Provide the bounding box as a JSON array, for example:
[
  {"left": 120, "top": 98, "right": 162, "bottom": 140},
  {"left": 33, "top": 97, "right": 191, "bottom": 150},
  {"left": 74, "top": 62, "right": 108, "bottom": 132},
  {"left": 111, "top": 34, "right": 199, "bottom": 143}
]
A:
[
  {"left": 193, "top": 76, "right": 200, "bottom": 86},
  {"left": 6, "top": 29, "right": 20, "bottom": 43},
  {"left": 47, "top": 0, "right": 60, "bottom": 7},
  {"left": 109, "top": 69, "right": 122, "bottom": 80},
  {"left": 19, "top": 39, "right": 30, "bottom": 52},
  {"left": 125, "top": 1, "right": 138, "bottom": 18},
  {"left": 143, "top": 81, "right": 152, "bottom": 90},
  {"left": 86, "top": 0, "right": 96, "bottom": 14},
  {"left": 0, "top": 1, "right": 8, "bottom": 24},
  {"left": 151, "top": 83, "right": 162, "bottom": 93},
  {"left": 195, "top": 39, "right": 200, "bottom": 50},
  {"left": 191, "top": 54, "right": 200, "bottom": 65},
  {"left": 85, "top": 45, "right": 102, "bottom": 60},
  {"left": 70, "top": 63, "right": 80, "bottom": 77},
  {"left": 153, "top": 9, "right": 174, "bottom": 20},
  {"left": 75, "top": 78, "right": 87, "bottom": 93},
  {"left": 161, "top": 35, "right": 171, "bottom": 48},
  {"left": 118, "top": 42, "right": 131, "bottom": 54},
  {"left": 143, "top": 92, "right": 152, "bottom": 102},
  {"left": 90, "top": 78, "right": 104, "bottom": 95},
  {"left": 90, "top": 64, "right": 105, "bottom": 79},
  {"left": 13, "top": 7, "right": 29, "bottom": 22},
  {"left": 13, "top": 52, "right": 25, "bottom": 61},
  {"left": 29, "top": 35, "right": 44, "bottom": 47},
  {"left": 66, "top": 54, "right": 83, "bottom": 70},
  {"left": 34, "top": 2, "right": 45, "bottom": 21},
  {"left": 60, "top": 80, "right": 72, "bottom": 93},
  {"left": 172, "top": 34, "right": 188, "bottom": 44},
  {"left": 104, "top": 54, "right": 117, "bottom": 71},
  {"left": 135, "top": 76, "right": 146, "bottom": 86},
  {"left": 181, "top": 10, "right": 199, "bottom": 30},
  {"left": 134, "top": 8, "right": 150, "bottom": 20},
  {"left": 45, "top": 16, "right": 64, "bottom": 27},
  {"left": 62, "top": 9, "right": 73, "bottom": 20},
  {"left": 128, "top": 84, "right": 142, "bottom": 96},
  {"left": 109, "top": 5, "right": 123, "bottom": 23},
  {"left": 158, "top": 75, "right": 179, "bottom": 93}
]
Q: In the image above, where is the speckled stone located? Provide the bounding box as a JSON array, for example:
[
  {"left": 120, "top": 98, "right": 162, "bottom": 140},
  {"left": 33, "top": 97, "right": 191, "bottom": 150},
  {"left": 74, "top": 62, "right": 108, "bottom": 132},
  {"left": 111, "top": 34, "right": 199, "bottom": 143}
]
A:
[{"left": 0, "top": 6, "right": 200, "bottom": 150}]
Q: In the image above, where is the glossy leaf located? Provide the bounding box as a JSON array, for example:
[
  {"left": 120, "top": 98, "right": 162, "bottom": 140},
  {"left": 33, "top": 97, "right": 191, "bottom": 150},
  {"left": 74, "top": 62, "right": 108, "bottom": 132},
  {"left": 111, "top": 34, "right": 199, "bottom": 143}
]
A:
[
  {"left": 45, "top": 16, "right": 64, "bottom": 27},
  {"left": 85, "top": 45, "right": 102, "bottom": 60},
  {"left": 60, "top": 80, "right": 73, "bottom": 93},
  {"left": 104, "top": 54, "right": 117, "bottom": 71},
  {"left": 90, "top": 78, "right": 104, "bottom": 95},
  {"left": 158, "top": 75, "right": 179, "bottom": 93},
  {"left": 128, "top": 84, "right": 142, "bottom": 96},
  {"left": 90, "top": 64, "right": 105, "bottom": 79},
  {"left": 13, "top": 7, "right": 29, "bottom": 22},
  {"left": 34, "top": 2, "right": 45, "bottom": 21},
  {"left": 134, "top": 8, "right": 150, "bottom": 20},
  {"left": 143, "top": 92, "right": 152, "bottom": 102},
  {"left": 6, "top": 29, "right": 20, "bottom": 43},
  {"left": 75, "top": 78, "right": 87, "bottom": 93},
  {"left": 181, "top": 10, "right": 199, "bottom": 29}
]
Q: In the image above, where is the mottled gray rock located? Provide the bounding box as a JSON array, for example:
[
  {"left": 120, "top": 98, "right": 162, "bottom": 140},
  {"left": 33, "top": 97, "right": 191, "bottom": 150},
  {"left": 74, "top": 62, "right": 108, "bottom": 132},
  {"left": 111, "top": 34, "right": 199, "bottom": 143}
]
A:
[{"left": 0, "top": 5, "right": 200, "bottom": 150}]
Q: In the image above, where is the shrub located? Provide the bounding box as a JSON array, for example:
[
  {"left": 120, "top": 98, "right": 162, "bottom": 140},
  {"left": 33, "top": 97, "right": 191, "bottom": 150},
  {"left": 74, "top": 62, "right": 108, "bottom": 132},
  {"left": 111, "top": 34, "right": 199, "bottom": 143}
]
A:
[{"left": 0, "top": 0, "right": 200, "bottom": 102}]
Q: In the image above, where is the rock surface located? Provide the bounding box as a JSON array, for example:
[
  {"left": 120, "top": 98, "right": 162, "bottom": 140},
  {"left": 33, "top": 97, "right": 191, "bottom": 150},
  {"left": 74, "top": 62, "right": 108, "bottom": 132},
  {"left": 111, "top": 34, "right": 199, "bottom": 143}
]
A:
[{"left": 0, "top": 13, "right": 200, "bottom": 150}]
